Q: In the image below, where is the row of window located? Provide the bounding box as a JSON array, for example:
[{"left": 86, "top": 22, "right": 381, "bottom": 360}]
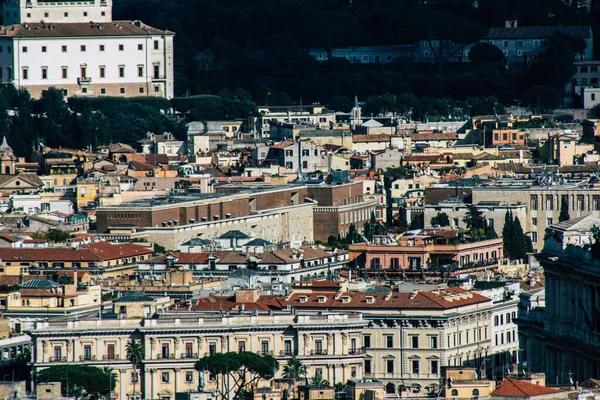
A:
[
  {"left": 16, "top": 10, "right": 107, "bottom": 18},
  {"left": 364, "top": 358, "right": 438, "bottom": 375},
  {"left": 21, "top": 41, "right": 160, "bottom": 54},
  {"left": 494, "top": 330, "right": 517, "bottom": 346},
  {"left": 16, "top": 65, "right": 161, "bottom": 80},
  {"left": 489, "top": 39, "right": 546, "bottom": 47},
  {"left": 363, "top": 335, "right": 439, "bottom": 349},
  {"left": 530, "top": 194, "right": 600, "bottom": 212},
  {"left": 494, "top": 311, "right": 517, "bottom": 326}
]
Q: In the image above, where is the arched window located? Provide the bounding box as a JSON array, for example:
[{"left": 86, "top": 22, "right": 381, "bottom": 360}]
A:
[
  {"left": 451, "top": 389, "right": 458, "bottom": 396},
  {"left": 386, "top": 383, "right": 395, "bottom": 394},
  {"left": 472, "top": 388, "right": 480, "bottom": 396},
  {"left": 4, "top": 166, "right": 10, "bottom": 174}
]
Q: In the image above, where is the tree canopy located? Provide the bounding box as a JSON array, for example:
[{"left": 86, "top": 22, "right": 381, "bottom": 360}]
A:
[
  {"left": 35, "top": 365, "right": 116, "bottom": 399},
  {"left": 502, "top": 211, "right": 533, "bottom": 260},
  {"left": 431, "top": 212, "right": 451, "bottom": 227},
  {"left": 463, "top": 205, "right": 497, "bottom": 241},
  {"left": 195, "top": 352, "right": 278, "bottom": 400}
]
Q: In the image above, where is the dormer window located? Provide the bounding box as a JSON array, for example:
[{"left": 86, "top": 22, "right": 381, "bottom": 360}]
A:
[
  {"left": 299, "top": 296, "right": 308, "bottom": 303},
  {"left": 317, "top": 296, "right": 327, "bottom": 303},
  {"left": 342, "top": 296, "right": 352, "bottom": 303},
  {"left": 366, "top": 296, "right": 375, "bottom": 304}
]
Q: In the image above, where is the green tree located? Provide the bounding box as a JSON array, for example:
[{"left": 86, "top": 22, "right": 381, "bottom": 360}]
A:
[
  {"left": 430, "top": 212, "right": 451, "bottom": 227},
  {"left": 125, "top": 339, "right": 144, "bottom": 399},
  {"left": 47, "top": 229, "right": 71, "bottom": 243},
  {"left": 282, "top": 357, "right": 307, "bottom": 380},
  {"left": 559, "top": 197, "right": 570, "bottom": 222},
  {"left": 35, "top": 365, "right": 116, "bottom": 399},
  {"left": 468, "top": 43, "right": 506, "bottom": 64},
  {"left": 309, "top": 374, "right": 329, "bottom": 386},
  {"left": 502, "top": 211, "right": 532, "bottom": 260},
  {"left": 195, "top": 352, "right": 278, "bottom": 400},
  {"left": 463, "top": 205, "right": 497, "bottom": 241}
]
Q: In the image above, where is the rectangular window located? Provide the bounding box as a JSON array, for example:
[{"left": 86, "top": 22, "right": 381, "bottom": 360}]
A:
[
  {"left": 138, "top": 66, "right": 143, "bottom": 77},
  {"left": 531, "top": 231, "right": 538, "bottom": 243},
  {"left": 139, "top": 87, "right": 144, "bottom": 94},
  {"left": 119, "top": 66, "right": 125, "bottom": 78},
  {"left": 154, "top": 65, "right": 160, "bottom": 79},
  {"left": 530, "top": 195, "right": 538, "bottom": 210},
  {"left": 411, "top": 335, "right": 418, "bottom": 349},
  {"left": 83, "top": 345, "right": 92, "bottom": 361},
  {"left": 208, "top": 343, "right": 216, "bottom": 355},
  {"left": 62, "top": 45, "right": 67, "bottom": 52},
  {"left": 99, "top": 44, "right": 105, "bottom": 51},
  {"left": 386, "top": 360, "right": 394, "bottom": 374},
  {"left": 99, "top": 66, "right": 105, "bottom": 78},
  {"left": 41, "top": 46, "right": 46, "bottom": 52},
  {"left": 386, "top": 335, "right": 393, "bottom": 348},
  {"left": 161, "top": 372, "right": 169, "bottom": 383},
  {"left": 41, "top": 67, "right": 47, "bottom": 79},
  {"left": 161, "top": 344, "right": 169, "bottom": 358},
  {"left": 154, "top": 40, "right": 159, "bottom": 50},
  {"left": 363, "top": 335, "right": 371, "bottom": 348},
  {"left": 364, "top": 360, "right": 371, "bottom": 374},
  {"left": 22, "top": 68, "right": 28, "bottom": 80},
  {"left": 64, "top": 12, "right": 68, "bottom": 17},
  {"left": 138, "top": 43, "right": 143, "bottom": 50},
  {"left": 53, "top": 346, "right": 62, "bottom": 360},
  {"left": 284, "top": 340, "right": 292, "bottom": 356},
  {"left": 81, "top": 45, "right": 86, "bottom": 52},
  {"left": 261, "top": 341, "right": 269, "bottom": 355},
  {"left": 429, "top": 336, "right": 438, "bottom": 349},
  {"left": 131, "top": 372, "right": 139, "bottom": 383},
  {"left": 532, "top": 217, "right": 537, "bottom": 226},
  {"left": 411, "top": 360, "right": 420, "bottom": 374},
  {"left": 106, "top": 343, "right": 115, "bottom": 360},
  {"left": 546, "top": 195, "right": 553, "bottom": 210},
  {"left": 185, "top": 371, "right": 194, "bottom": 383},
  {"left": 119, "top": 44, "right": 124, "bottom": 51},
  {"left": 22, "top": 46, "right": 27, "bottom": 53},
  {"left": 185, "top": 342, "right": 193, "bottom": 358},
  {"left": 62, "top": 67, "right": 68, "bottom": 79},
  {"left": 314, "top": 339, "right": 323, "bottom": 354},
  {"left": 430, "top": 360, "right": 438, "bottom": 374},
  {"left": 547, "top": 218, "right": 553, "bottom": 225},
  {"left": 100, "top": 88, "right": 106, "bottom": 95}
]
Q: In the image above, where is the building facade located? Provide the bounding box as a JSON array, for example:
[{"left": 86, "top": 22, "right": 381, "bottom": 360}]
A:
[
  {"left": 0, "top": 0, "right": 174, "bottom": 98},
  {"left": 28, "top": 294, "right": 368, "bottom": 400}
]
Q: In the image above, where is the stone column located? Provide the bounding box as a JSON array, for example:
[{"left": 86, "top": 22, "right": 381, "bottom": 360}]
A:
[
  {"left": 174, "top": 368, "right": 181, "bottom": 394},
  {"left": 144, "top": 369, "right": 152, "bottom": 400},
  {"left": 151, "top": 369, "right": 157, "bottom": 400},
  {"left": 96, "top": 338, "right": 103, "bottom": 360},
  {"left": 327, "top": 334, "right": 333, "bottom": 355},
  {"left": 119, "top": 369, "right": 127, "bottom": 400},
  {"left": 72, "top": 339, "right": 78, "bottom": 361}
]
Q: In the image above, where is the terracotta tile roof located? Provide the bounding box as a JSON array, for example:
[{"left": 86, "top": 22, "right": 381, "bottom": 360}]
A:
[
  {"left": 0, "top": 242, "right": 150, "bottom": 262},
  {"left": 285, "top": 287, "right": 490, "bottom": 310},
  {"left": 352, "top": 134, "right": 391, "bottom": 143},
  {"left": 411, "top": 132, "right": 458, "bottom": 141},
  {"left": 491, "top": 378, "right": 563, "bottom": 398},
  {"left": 187, "top": 295, "right": 284, "bottom": 312},
  {"left": 271, "top": 140, "right": 295, "bottom": 150},
  {"left": 0, "top": 21, "right": 174, "bottom": 38}
]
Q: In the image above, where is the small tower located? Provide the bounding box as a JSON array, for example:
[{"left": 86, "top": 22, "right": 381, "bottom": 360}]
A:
[
  {"left": 0, "top": 137, "right": 16, "bottom": 175},
  {"left": 351, "top": 96, "right": 362, "bottom": 130}
]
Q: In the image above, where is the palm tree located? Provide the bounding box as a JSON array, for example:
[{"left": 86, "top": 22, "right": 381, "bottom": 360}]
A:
[
  {"left": 310, "top": 374, "right": 329, "bottom": 387},
  {"left": 102, "top": 367, "right": 118, "bottom": 400},
  {"left": 282, "top": 357, "right": 307, "bottom": 381},
  {"left": 126, "top": 339, "right": 145, "bottom": 400}
]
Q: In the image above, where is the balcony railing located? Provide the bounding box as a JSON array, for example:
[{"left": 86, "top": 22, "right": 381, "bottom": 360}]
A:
[
  {"left": 311, "top": 349, "right": 327, "bottom": 355},
  {"left": 77, "top": 77, "right": 92, "bottom": 85},
  {"left": 79, "top": 355, "right": 97, "bottom": 361},
  {"left": 279, "top": 350, "right": 297, "bottom": 356},
  {"left": 182, "top": 352, "right": 198, "bottom": 359},
  {"left": 102, "top": 354, "right": 120, "bottom": 361},
  {"left": 49, "top": 357, "right": 67, "bottom": 362},
  {"left": 157, "top": 353, "right": 175, "bottom": 360}
]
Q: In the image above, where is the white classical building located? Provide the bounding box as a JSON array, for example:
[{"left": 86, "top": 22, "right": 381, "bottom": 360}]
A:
[{"left": 0, "top": 0, "right": 174, "bottom": 98}]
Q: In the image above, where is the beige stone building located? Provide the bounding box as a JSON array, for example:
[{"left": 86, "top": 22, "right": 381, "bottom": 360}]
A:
[
  {"left": 286, "top": 286, "right": 494, "bottom": 397},
  {"left": 28, "top": 293, "right": 368, "bottom": 400},
  {"left": 472, "top": 184, "right": 600, "bottom": 251}
]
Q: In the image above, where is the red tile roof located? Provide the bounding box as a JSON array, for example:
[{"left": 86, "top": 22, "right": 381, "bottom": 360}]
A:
[
  {"left": 411, "top": 132, "right": 458, "bottom": 141},
  {"left": 271, "top": 140, "right": 295, "bottom": 149},
  {"left": 1, "top": 21, "right": 174, "bottom": 38},
  {"left": 352, "top": 134, "right": 391, "bottom": 143},
  {"left": 285, "top": 287, "right": 490, "bottom": 310},
  {"left": 0, "top": 242, "right": 151, "bottom": 262},
  {"left": 491, "top": 378, "right": 563, "bottom": 398},
  {"left": 184, "top": 295, "right": 284, "bottom": 312}
]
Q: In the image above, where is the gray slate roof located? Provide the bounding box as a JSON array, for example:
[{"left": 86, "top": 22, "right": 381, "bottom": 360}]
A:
[
  {"left": 245, "top": 238, "right": 273, "bottom": 246},
  {"left": 485, "top": 26, "right": 591, "bottom": 39},
  {"left": 20, "top": 279, "right": 60, "bottom": 288},
  {"left": 114, "top": 293, "right": 155, "bottom": 303},
  {"left": 219, "top": 230, "right": 250, "bottom": 239}
]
